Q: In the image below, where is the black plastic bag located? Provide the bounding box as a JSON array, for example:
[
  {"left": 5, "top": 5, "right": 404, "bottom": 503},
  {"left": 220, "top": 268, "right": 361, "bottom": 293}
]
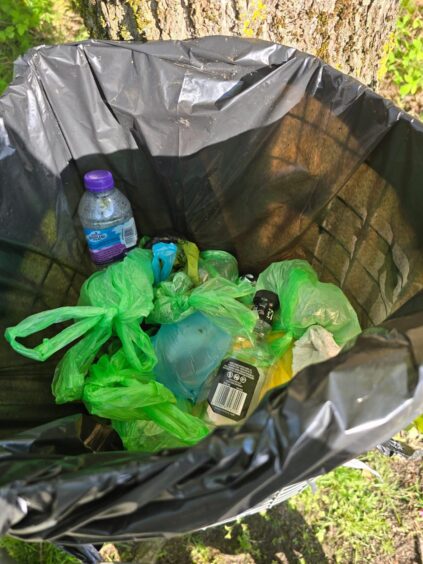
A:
[{"left": 0, "top": 37, "right": 422, "bottom": 543}]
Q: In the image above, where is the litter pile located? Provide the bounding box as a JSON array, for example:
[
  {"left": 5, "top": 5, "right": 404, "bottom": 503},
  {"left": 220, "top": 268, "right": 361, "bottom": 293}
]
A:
[{"left": 5, "top": 239, "right": 362, "bottom": 453}]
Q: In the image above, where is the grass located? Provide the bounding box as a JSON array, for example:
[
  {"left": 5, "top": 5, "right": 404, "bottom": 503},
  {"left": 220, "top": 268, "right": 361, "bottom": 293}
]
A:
[
  {"left": 112, "top": 438, "right": 421, "bottom": 563},
  {"left": 189, "top": 540, "right": 216, "bottom": 564},
  {"left": 90, "top": 436, "right": 419, "bottom": 563},
  {"left": 290, "top": 450, "right": 420, "bottom": 562},
  {"left": 0, "top": 537, "right": 79, "bottom": 563},
  {"left": 235, "top": 523, "right": 261, "bottom": 559}
]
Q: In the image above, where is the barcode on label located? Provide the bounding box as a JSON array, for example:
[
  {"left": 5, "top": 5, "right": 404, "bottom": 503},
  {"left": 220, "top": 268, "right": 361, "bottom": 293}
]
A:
[
  {"left": 211, "top": 383, "right": 247, "bottom": 416},
  {"left": 123, "top": 227, "right": 136, "bottom": 247}
]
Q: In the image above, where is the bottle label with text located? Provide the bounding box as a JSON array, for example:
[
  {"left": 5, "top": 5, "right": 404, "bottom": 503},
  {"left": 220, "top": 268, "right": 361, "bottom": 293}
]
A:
[
  {"left": 84, "top": 217, "right": 137, "bottom": 265},
  {"left": 208, "top": 357, "right": 260, "bottom": 421}
]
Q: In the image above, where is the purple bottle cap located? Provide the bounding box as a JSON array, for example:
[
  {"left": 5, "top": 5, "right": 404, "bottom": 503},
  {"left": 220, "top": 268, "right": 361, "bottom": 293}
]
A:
[{"left": 83, "top": 170, "right": 114, "bottom": 192}]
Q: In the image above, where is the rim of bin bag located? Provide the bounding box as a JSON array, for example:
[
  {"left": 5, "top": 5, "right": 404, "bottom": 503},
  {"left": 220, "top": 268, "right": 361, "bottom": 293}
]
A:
[
  {"left": 0, "top": 36, "right": 422, "bottom": 542},
  {"left": 206, "top": 458, "right": 379, "bottom": 529},
  {"left": 204, "top": 480, "right": 311, "bottom": 528}
]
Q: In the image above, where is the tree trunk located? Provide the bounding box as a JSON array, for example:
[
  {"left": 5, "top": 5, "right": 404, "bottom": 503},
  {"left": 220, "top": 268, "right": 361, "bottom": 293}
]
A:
[{"left": 76, "top": 0, "right": 399, "bottom": 86}]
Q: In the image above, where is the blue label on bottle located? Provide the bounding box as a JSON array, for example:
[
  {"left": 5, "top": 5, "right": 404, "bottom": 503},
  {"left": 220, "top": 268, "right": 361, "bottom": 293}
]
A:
[{"left": 84, "top": 218, "right": 137, "bottom": 265}]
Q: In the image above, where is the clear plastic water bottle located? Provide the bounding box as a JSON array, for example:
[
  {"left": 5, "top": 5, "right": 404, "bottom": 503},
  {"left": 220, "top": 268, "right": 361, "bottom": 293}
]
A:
[{"left": 78, "top": 170, "right": 138, "bottom": 265}]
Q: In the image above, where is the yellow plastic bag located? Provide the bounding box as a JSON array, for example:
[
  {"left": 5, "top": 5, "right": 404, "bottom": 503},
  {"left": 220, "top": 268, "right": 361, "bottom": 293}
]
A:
[{"left": 260, "top": 342, "right": 293, "bottom": 400}]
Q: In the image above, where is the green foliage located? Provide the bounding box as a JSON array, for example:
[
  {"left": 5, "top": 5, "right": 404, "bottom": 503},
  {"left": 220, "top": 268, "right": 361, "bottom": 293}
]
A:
[
  {"left": 0, "top": 0, "right": 53, "bottom": 93},
  {"left": 380, "top": 0, "right": 423, "bottom": 97},
  {"left": 189, "top": 538, "right": 215, "bottom": 564},
  {"left": 236, "top": 523, "right": 261, "bottom": 560},
  {"left": 0, "top": 0, "right": 54, "bottom": 92},
  {"left": 0, "top": 0, "right": 53, "bottom": 45},
  {"left": 0, "top": 536, "right": 79, "bottom": 564},
  {"left": 289, "top": 450, "right": 422, "bottom": 562},
  {"left": 0, "top": 0, "right": 87, "bottom": 94}
]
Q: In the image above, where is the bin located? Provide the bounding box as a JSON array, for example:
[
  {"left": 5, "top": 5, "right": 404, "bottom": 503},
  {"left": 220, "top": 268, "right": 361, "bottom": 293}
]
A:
[{"left": 0, "top": 37, "right": 422, "bottom": 544}]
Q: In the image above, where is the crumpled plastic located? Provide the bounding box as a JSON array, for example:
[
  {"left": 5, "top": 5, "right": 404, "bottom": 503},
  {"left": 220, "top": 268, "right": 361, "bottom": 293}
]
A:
[
  {"left": 199, "top": 250, "right": 239, "bottom": 283},
  {"left": 83, "top": 349, "right": 174, "bottom": 418},
  {"left": 180, "top": 241, "right": 201, "bottom": 285},
  {"left": 152, "top": 242, "right": 178, "bottom": 284},
  {"left": 256, "top": 260, "right": 361, "bottom": 357},
  {"left": 153, "top": 312, "right": 232, "bottom": 402},
  {"left": 143, "top": 238, "right": 201, "bottom": 285},
  {"left": 147, "top": 271, "right": 257, "bottom": 336},
  {"left": 259, "top": 340, "right": 294, "bottom": 400},
  {"left": 292, "top": 325, "right": 341, "bottom": 374},
  {"left": 113, "top": 419, "right": 188, "bottom": 452},
  {"left": 83, "top": 348, "right": 210, "bottom": 446},
  {"left": 5, "top": 249, "right": 157, "bottom": 404}
]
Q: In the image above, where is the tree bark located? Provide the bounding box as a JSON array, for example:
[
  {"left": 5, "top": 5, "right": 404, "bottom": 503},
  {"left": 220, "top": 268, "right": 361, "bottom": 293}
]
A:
[{"left": 75, "top": 0, "right": 399, "bottom": 86}]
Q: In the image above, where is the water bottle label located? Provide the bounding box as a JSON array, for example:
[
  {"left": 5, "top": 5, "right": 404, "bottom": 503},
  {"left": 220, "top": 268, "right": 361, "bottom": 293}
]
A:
[
  {"left": 208, "top": 358, "right": 259, "bottom": 421},
  {"left": 84, "top": 217, "right": 138, "bottom": 265}
]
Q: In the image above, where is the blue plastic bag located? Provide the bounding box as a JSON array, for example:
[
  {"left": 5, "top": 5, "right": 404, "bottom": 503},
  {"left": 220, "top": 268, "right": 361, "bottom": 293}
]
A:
[{"left": 153, "top": 312, "right": 232, "bottom": 401}]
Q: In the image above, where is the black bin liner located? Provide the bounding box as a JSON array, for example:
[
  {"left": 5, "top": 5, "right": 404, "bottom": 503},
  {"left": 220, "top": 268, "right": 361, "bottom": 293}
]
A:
[{"left": 0, "top": 37, "right": 422, "bottom": 543}]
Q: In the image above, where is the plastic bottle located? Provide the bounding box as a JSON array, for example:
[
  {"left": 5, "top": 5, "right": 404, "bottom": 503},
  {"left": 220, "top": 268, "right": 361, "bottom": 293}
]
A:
[
  {"left": 206, "top": 290, "right": 280, "bottom": 426},
  {"left": 78, "top": 170, "right": 138, "bottom": 265}
]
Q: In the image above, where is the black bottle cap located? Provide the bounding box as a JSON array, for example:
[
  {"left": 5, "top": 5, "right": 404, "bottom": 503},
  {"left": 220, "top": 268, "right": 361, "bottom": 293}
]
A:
[{"left": 253, "top": 290, "right": 280, "bottom": 310}]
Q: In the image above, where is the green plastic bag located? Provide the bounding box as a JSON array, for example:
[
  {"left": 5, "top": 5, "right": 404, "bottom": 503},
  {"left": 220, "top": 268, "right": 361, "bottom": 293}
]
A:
[
  {"left": 257, "top": 260, "right": 361, "bottom": 355},
  {"left": 198, "top": 250, "right": 239, "bottom": 282},
  {"left": 83, "top": 349, "right": 174, "bottom": 418},
  {"left": 180, "top": 240, "right": 201, "bottom": 284},
  {"left": 113, "top": 420, "right": 189, "bottom": 452},
  {"left": 147, "top": 271, "right": 257, "bottom": 336},
  {"left": 141, "top": 236, "right": 201, "bottom": 285},
  {"left": 5, "top": 249, "right": 157, "bottom": 404},
  {"left": 84, "top": 349, "right": 210, "bottom": 448}
]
